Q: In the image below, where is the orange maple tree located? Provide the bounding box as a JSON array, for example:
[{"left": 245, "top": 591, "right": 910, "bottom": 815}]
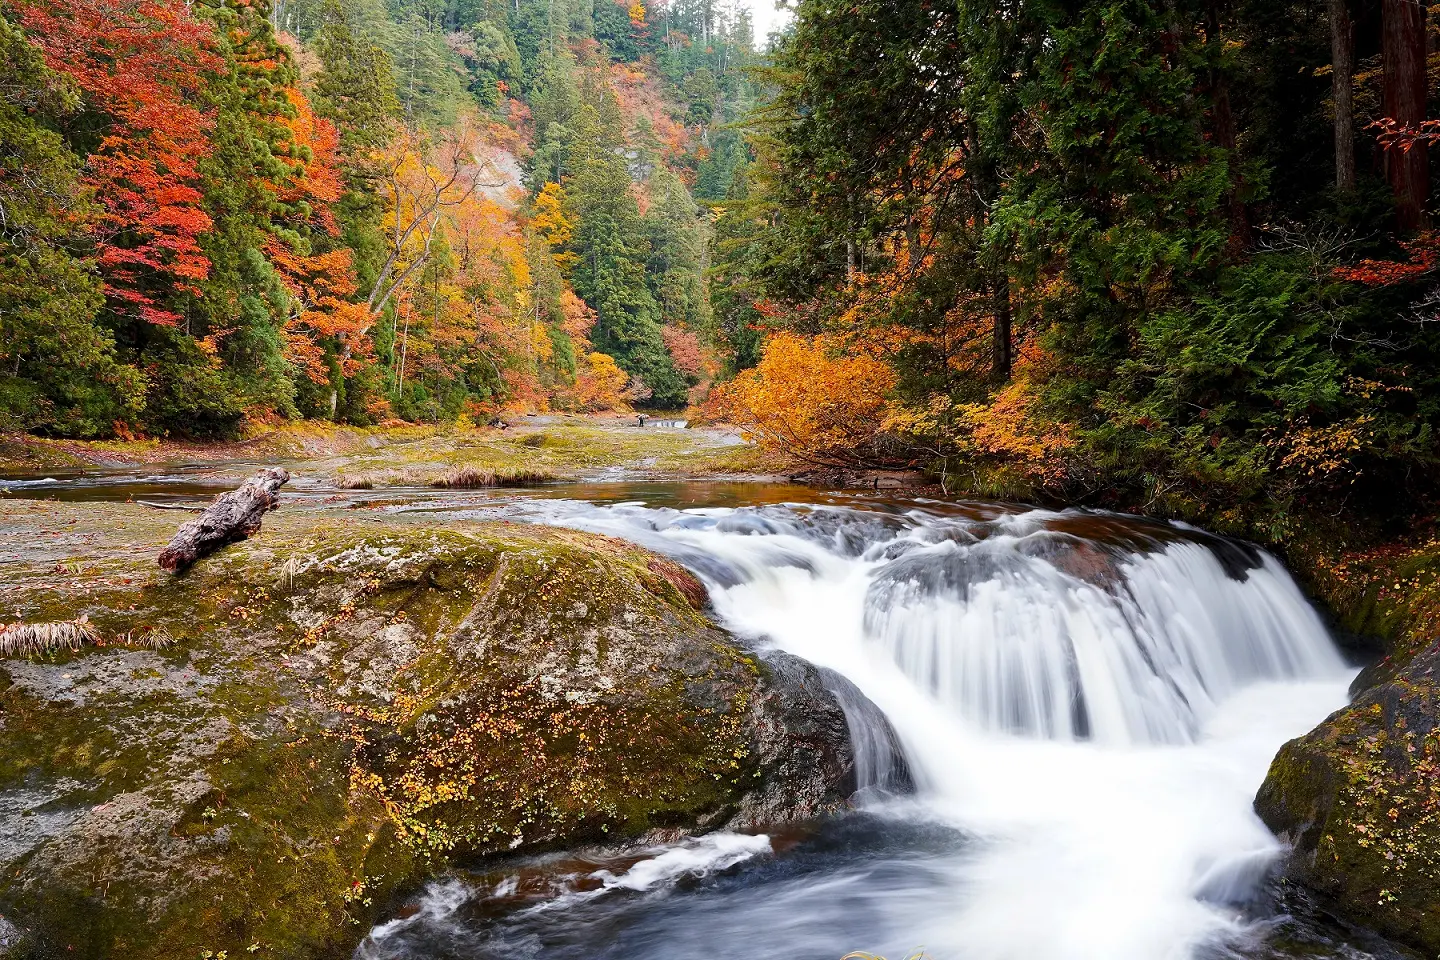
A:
[
  {"left": 267, "top": 244, "right": 371, "bottom": 382},
  {"left": 574, "top": 352, "right": 630, "bottom": 411}
]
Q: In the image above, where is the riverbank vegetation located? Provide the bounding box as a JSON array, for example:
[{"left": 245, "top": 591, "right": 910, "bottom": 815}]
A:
[
  {"left": 704, "top": 0, "right": 1440, "bottom": 546},
  {"left": 8, "top": 0, "right": 1439, "bottom": 548}
]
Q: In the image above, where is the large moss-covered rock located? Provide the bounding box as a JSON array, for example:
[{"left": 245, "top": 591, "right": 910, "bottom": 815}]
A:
[
  {"left": 0, "top": 503, "right": 862, "bottom": 959},
  {"left": 1255, "top": 640, "right": 1440, "bottom": 954}
]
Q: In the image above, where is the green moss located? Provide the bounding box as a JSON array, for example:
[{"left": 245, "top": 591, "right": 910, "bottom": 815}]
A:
[
  {"left": 1277, "top": 527, "right": 1440, "bottom": 673},
  {"left": 0, "top": 433, "right": 91, "bottom": 471},
  {"left": 335, "top": 530, "right": 751, "bottom": 857},
  {"left": 0, "top": 501, "right": 764, "bottom": 959}
]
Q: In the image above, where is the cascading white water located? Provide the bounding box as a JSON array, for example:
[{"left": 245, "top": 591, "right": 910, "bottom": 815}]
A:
[
  {"left": 533, "top": 500, "right": 1353, "bottom": 958},
  {"left": 360, "top": 494, "right": 1358, "bottom": 960}
]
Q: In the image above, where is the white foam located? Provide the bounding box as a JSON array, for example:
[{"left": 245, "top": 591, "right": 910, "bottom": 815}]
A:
[{"left": 592, "top": 832, "right": 773, "bottom": 891}]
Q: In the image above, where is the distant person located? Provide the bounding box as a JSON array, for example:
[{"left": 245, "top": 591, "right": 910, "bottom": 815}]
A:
[{"left": 638, "top": 414, "right": 648, "bottom": 427}]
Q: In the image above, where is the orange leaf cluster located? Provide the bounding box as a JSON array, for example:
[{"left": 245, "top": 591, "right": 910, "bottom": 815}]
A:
[
  {"left": 710, "top": 333, "right": 897, "bottom": 466},
  {"left": 1334, "top": 233, "right": 1440, "bottom": 287},
  {"left": 560, "top": 291, "right": 597, "bottom": 353},
  {"left": 273, "top": 88, "right": 345, "bottom": 234},
  {"left": 267, "top": 242, "right": 370, "bottom": 382},
  {"left": 574, "top": 352, "right": 630, "bottom": 411},
  {"left": 661, "top": 324, "right": 710, "bottom": 378},
  {"left": 606, "top": 61, "right": 693, "bottom": 165}
]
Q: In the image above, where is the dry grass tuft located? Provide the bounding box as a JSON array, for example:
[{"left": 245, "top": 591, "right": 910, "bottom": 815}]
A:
[
  {"left": 431, "top": 465, "right": 558, "bottom": 489},
  {"left": 335, "top": 474, "right": 377, "bottom": 490},
  {"left": 114, "top": 626, "right": 176, "bottom": 650},
  {"left": 277, "top": 556, "right": 303, "bottom": 590},
  {"left": 0, "top": 617, "right": 101, "bottom": 658}
]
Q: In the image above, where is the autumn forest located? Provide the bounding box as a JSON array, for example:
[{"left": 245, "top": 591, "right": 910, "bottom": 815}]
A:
[
  {"left": 5, "top": 0, "right": 1440, "bottom": 533},
  {"left": 1, "top": 0, "right": 745, "bottom": 439},
  {"left": 12, "top": 0, "right": 1440, "bottom": 954}
]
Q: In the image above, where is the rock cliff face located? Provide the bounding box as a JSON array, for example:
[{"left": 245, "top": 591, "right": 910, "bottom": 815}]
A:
[
  {"left": 0, "top": 506, "right": 877, "bottom": 959},
  {"left": 1256, "top": 639, "right": 1440, "bottom": 954}
]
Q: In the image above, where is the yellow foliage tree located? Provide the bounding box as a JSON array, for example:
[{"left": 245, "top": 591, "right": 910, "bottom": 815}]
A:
[
  {"left": 710, "top": 333, "right": 897, "bottom": 466},
  {"left": 574, "top": 352, "right": 630, "bottom": 412},
  {"left": 531, "top": 181, "right": 578, "bottom": 272},
  {"left": 883, "top": 336, "right": 1075, "bottom": 488}
]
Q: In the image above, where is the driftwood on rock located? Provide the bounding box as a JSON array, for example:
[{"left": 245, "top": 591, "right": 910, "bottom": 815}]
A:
[{"left": 158, "top": 468, "right": 290, "bottom": 572}]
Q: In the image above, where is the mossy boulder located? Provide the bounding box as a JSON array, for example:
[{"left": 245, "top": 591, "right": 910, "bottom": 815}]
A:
[
  {"left": 1255, "top": 639, "right": 1440, "bottom": 954},
  {"left": 0, "top": 504, "right": 863, "bottom": 959}
]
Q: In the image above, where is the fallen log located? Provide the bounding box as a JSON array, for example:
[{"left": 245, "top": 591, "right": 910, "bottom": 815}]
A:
[{"left": 158, "top": 468, "right": 290, "bottom": 572}]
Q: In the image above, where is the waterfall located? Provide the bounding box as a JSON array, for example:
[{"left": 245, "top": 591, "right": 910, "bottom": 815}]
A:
[
  {"left": 542, "top": 501, "right": 1346, "bottom": 747},
  {"left": 363, "top": 495, "right": 1356, "bottom": 960}
]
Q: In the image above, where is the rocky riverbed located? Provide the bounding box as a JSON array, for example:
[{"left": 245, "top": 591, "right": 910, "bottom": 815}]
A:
[{"left": 5, "top": 420, "right": 1440, "bottom": 960}]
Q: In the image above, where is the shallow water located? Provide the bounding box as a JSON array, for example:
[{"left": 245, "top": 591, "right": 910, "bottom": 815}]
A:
[{"left": 3, "top": 473, "right": 1400, "bottom": 960}]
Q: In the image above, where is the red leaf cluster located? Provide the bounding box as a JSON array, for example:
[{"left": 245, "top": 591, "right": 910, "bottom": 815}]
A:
[
  {"left": 14, "top": 0, "right": 220, "bottom": 326},
  {"left": 1334, "top": 233, "right": 1440, "bottom": 287}
]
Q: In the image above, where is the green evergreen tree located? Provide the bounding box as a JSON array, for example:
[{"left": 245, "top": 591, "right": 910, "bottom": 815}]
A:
[
  {"left": 564, "top": 84, "right": 686, "bottom": 406},
  {"left": 0, "top": 13, "right": 138, "bottom": 435},
  {"left": 644, "top": 166, "right": 710, "bottom": 335}
]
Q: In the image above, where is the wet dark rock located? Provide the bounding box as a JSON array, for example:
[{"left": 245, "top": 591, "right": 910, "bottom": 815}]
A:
[
  {"left": 786, "top": 467, "right": 930, "bottom": 492},
  {"left": 726, "top": 653, "right": 879, "bottom": 831},
  {"left": 1203, "top": 535, "right": 1266, "bottom": 581},
  {"left": 1255, "top": 639, "right": 1440, "bottom": 954},
  {"left": 782, "top": 507, "right": 910, "bottom": 557},
  {"left": 1017, "top": 534, "right": 1124, "bottom": 588},
  {"left": 818, "top": 667, "right": 913, "bottom": 797},
  {"left": 0, "top": 915, "right": 20, "bottom": 953},
  {"left": 1209, "top": 876, "right": 1425, "bottom": 960},
  {"left": 866, "top": 544, "right": 1011, "bottom": 606}
]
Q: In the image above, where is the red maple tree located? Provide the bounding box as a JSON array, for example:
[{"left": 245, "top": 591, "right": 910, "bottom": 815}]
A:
[{"left": 13, "top": 0, "right": 220, "bottom": 327}]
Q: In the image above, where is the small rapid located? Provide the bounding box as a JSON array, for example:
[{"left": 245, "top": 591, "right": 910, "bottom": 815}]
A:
[{"left": 360, "top": 494, "right": 1360, "bottom": 960}]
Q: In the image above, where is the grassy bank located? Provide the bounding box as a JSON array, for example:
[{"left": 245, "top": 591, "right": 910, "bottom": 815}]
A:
[{"left": 0, "top": 416, "right": 782, "bottom": 484}]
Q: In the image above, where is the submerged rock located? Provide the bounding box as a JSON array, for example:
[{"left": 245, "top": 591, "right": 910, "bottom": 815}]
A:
[
  {"left": 0, "top": 507, "right": 868, "bottom": 959},
  {"left": 1255, "top": 639, "right": 1440, "bottom": 954}
]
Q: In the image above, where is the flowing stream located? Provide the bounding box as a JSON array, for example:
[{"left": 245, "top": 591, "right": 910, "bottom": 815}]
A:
[
  {"left": 352, "top": 491, "right": 1374, "bottom": 960},
  {"left": 1, "top": 475, "right": 1370, "bottom": 959}
]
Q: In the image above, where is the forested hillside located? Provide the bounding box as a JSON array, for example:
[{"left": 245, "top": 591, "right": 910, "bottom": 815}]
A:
[
  {"left": 12, "top": 2, "right": 1440, "bottom": 955},
  {"left": 0, "top": 0, "right": 754, "bottom": 436},
  {"left": 8, "top": 0, "right": 1440, "bottom": 539},
  {"left": 709, "top": 0, "right": 1440, "bottom": 539}
]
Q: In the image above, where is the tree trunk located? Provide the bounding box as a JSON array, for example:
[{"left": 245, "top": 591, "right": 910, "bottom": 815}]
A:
[
  {"left": 1382, "top": 0, "right": 1428, "bottom": 231},
  {"left": 1205, "top": 0, "right": 1252, "bottom": 247},
  {"left": 158, "top": 469, "right": 291, "bottom": 572},
  {"left": 1330, "top": 0, "right": 1356, "bottom": 193}
]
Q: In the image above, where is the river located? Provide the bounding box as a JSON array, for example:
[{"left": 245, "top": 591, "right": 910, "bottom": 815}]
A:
[{"left": 0, "top": 475, "right": 1397, "bottom": 960}]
